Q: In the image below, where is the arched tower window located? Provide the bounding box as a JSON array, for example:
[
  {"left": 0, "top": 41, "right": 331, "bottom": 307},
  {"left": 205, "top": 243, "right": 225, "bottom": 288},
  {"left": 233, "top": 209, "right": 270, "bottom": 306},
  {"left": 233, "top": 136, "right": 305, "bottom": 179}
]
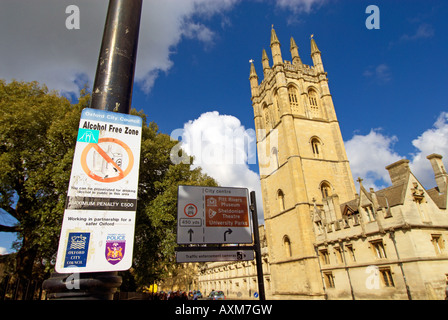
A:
[
  {"left": 320, "top": 181, "right": 332, "bottom": 199},
  {"left": 283, "top": 235, "right": 292, "bottom": 257},
  {"left": 310, "top": 137, "right": 322, "bottom": 158},
  {"left": 272, "top": 147, "right": 279, "bottom": 169},
  {"left": 288, "top": 86, "right": 300, "bottom": 114},
  {"left": 308, "top": 89, "right": 321, "bottom": 118},
  {"left": 273, "top": 91, "right": 280, "bottom": 120},
  {"left": 263, "top": 105, "right": 271, "bottom": 130},
  {"left": 277, "top": 189, "right": 285, "bottom": 211}
]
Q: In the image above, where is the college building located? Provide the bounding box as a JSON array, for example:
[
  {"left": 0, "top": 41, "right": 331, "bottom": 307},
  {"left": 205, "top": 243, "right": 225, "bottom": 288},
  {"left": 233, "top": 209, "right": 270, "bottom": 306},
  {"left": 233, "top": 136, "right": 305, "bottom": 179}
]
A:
[{"left": 198, "top": 28, "right": 448, "bottom": 300}]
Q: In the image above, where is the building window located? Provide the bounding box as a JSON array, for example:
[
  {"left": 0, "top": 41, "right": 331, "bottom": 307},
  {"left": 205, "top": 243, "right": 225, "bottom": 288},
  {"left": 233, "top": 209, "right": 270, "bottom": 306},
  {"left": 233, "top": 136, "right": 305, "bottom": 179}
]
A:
[
  {"left": 363, "top": 205, "right": 375, "bottom": 222},
  {"left": 308, "top": 89, "right": 320, "bottom": 118},
  {"left": 263, "top": 106, "right": 271, "bottom": 130},
  {"left": 319, "top": 249, "right": 330, "bottom": 265},
  {"left": 265, "top": 278, "right": 271, "bottom": 290},
  {"left": 431, "top": 234, "right": 444, "bottom": 255},
  {"left": 288, "top": 86, "right": 300, "bottom": 113},
  {"left": 283, "top": 236, "right": 292, "bottom": 257},
  {"left": 272, "top": 147, "right": 279, "bottom": 169},
  {"left": 278, "top": 190, "right": 285, "bottom": 211},
  {"left": 346, "top": 245, "right": 356, "bottom": 262},
  {"left": 379, "top": 268, "right": 395, "bottom": 287},
  {"left": 334, "top": 246, "right": 344, "bottom": 264},
  {"left": 416, "top": 198, "right": 429, "bottom": 222},
  {"left": 320, "top": 182, "right": 332, "bottom": 199},
  {"left": 323, "top": 272, "right": 335, "bottom": 288},
  {"left": 274, "top": 92, "right": 280, "bottom": 118},
  {"left": 353, "top": 213, "right": 360, "bottom": 225},
  {"left": 315, "top": 220, "right": 324, "bottom": 234},
  {"left": 370, "top": 240, "right": 387, "bottom": 259},
  {"left": 309, "top": 90, "right": 318, "bottom": 106},
  {"left": 311, "top": 137, "right": 322, "bottom": 158}
]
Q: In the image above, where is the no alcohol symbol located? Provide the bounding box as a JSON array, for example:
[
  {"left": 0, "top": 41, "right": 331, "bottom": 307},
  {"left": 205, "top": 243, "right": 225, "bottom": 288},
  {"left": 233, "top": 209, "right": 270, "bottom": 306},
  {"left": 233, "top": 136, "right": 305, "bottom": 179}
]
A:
[{"left": 81, "top": 138, "right": 134, "bottom": 183}]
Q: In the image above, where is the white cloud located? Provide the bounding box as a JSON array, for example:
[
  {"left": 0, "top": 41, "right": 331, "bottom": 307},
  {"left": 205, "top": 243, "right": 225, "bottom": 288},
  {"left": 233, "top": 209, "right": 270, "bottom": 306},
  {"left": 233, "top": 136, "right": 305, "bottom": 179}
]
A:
[
  {"left": 275, "top": 0, "right": 328, "bottom": 13},
  {"left": 0, "top": 0, "right": 104, "bottom": 94},
  {"left": 363, "top": 64, "right": 392, "bottom": 84},
  {"left": 389, "top": 23, "right": 435, "bottom": 48},
  {"left": 190, "top": 0, "right": 241, "bottom": 17},
  {"left": 400, "top": 23, "right": 435, "bottom": 42},
  {"left": 409, "top": 112, "right": 448, "bottom": 188},
  {"left": 181, "top": 22, "right": 215, "bottom": 44},
  {"left": 175, "top": 111, "right": 264, "bottom": 220},
  {"left": 0, "top": 0, "right": 238, "bottom": 95},
  {"left": 345, "top": 112, "right": 448, "bottom": 191},
  {"left": 0, "top": 247, "right": 8, "bottom": 255},
  {"left": 345, "top": 129, "right": 402, "bottom": 190},
  {"left": 135, "top": 0, "right": 238, "bottom": 92}
]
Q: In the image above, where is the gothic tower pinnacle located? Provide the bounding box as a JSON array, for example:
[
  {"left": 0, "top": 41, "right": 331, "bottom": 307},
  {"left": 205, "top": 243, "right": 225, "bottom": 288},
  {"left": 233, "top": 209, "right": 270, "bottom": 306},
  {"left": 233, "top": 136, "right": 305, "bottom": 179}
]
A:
[
  {"left": 290, "top": 37, "right": 302, "bottom": 66},
  {"left": 249, "top": 60, "right": 259, "bottom": 98},
  {"left": 270, "top": 26, "right": 283, "bottom": 66},
  {"left": 262, "top": 49, "right": 270, "bottom": 77},
  {"left": 310, "top": 35, "right": 324, "bottom": 73}
]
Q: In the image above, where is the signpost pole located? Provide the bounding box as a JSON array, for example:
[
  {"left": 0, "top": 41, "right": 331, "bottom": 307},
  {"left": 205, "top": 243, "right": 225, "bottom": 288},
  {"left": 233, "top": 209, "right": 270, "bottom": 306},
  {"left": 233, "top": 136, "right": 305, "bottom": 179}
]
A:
[
  {"left": 43, "top": 0, "right": 142, "bottom": 300},
  {"left": 250, "top": 191, "right": 266, "bottom": 301},
  {"left": 90, "top": 0, "right": 142, "bottom": 113}
]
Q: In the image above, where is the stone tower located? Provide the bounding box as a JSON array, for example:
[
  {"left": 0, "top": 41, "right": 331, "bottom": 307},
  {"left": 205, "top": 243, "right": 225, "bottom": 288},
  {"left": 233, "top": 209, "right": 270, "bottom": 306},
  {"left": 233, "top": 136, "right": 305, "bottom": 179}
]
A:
[{"left": 249, "top": 28, "right": 357, "bottom": 299}]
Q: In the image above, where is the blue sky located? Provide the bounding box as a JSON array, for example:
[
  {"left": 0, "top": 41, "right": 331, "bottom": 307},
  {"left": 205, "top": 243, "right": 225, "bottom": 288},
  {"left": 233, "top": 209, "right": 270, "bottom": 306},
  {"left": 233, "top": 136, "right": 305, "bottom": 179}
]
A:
[{"left": 1, "top": 0, "right": 448, "bottom": 254}]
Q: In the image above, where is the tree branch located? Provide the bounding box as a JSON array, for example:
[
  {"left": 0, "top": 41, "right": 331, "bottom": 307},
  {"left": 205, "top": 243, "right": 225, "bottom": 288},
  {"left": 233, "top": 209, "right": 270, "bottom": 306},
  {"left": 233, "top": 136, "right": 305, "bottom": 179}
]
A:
[{"left": 0, "top": 224, "right": 20, "bottom": 233}]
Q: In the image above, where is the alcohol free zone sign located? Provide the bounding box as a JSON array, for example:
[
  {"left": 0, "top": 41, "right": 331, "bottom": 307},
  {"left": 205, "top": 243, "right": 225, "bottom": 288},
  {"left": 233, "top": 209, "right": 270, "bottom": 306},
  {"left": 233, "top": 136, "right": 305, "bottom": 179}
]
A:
[
  {"left": 55, "top": 108, "right": 142, "bottom": 273},
  {"left": 177, "top": 186, "right": 252, "bottom": 244}
]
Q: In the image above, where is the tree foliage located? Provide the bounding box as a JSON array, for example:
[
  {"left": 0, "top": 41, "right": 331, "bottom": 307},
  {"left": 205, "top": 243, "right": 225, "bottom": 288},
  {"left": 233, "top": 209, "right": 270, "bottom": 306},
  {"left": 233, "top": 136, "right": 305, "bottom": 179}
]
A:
[
  {"left": 0, "top": 80, "right": 85, "bottom": 279},
  {"left": 0, "top": 80, "right": 217, "bottom": 286}
]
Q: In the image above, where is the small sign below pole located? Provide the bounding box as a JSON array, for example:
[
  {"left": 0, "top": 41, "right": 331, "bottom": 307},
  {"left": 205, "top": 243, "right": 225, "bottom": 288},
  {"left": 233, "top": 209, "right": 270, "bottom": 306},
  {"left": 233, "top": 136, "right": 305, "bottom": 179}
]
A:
[{"left": 176, "top": 250, "right": 254, "bottom": 263}]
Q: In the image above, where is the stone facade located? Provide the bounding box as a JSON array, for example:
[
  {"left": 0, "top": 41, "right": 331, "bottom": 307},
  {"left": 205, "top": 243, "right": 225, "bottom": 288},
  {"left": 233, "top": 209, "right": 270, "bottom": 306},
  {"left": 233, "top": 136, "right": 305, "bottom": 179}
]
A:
[{"left": 314, "top": 158, "right": 448, "bottom": 299}]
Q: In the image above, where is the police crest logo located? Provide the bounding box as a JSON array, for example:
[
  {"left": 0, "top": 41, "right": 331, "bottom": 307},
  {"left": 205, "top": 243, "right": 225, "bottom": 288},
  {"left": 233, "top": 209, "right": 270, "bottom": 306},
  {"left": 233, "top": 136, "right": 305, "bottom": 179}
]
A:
[{"left": 105, "top": 234, "right": 126, "bottom": 265}]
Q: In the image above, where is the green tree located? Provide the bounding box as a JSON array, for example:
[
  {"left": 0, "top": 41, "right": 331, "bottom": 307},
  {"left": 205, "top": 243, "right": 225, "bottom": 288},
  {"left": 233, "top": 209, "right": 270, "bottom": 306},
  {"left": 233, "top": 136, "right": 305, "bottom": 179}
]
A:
[{"left": 0, "top": 80, "right": 88, "bottom": 280}]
